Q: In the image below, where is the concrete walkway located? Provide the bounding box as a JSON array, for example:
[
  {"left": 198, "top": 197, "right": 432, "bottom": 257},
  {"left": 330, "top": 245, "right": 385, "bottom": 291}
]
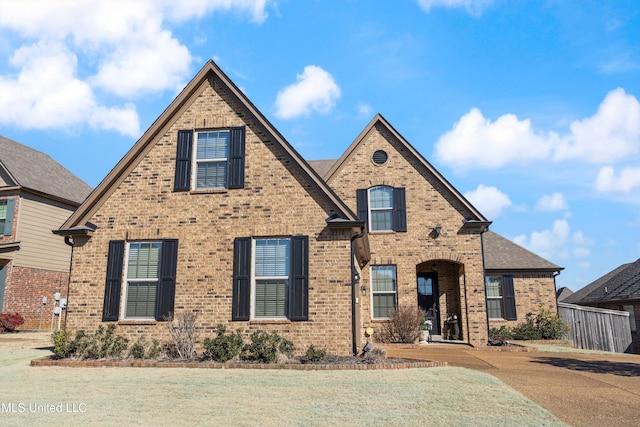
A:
[{"left": 386, "top": 343, "right": 640, "bottom": 427}]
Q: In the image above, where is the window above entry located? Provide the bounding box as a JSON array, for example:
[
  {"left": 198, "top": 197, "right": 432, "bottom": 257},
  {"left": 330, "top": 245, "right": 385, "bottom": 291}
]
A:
[{"left": 174, "top": 127, "right": 245, "bottom": 192}]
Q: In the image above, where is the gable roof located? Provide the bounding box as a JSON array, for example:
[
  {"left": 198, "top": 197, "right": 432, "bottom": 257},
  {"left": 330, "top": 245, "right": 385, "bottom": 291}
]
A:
[
  {"left": 483, "top": 230, "right": 563, "bottom": 272},
  {"left": 59, "top": 60, "right": 361, "bottom": 231},
  {"left": 0, "top": 135, "right": 92, "bottom": 205},
  {"left": 556, "top": 286, "right": 573, "bottom": 302},
  {"left": 563, "top": 259, "right": 640, "bottom": 304},
  {"left": 324, "top": 114, "right": 489, "bottom": 223}
]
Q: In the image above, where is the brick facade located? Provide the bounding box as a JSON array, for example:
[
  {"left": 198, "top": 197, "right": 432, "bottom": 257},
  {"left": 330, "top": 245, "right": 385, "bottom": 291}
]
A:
[
  {"left": 325, "top": 121, "right": 489, "bottom": 347},
  {"left": 1, "top": 261, "right": 69, "bottom": 329},
  {"left": 64, "top": 77, "right": 357, "bottom": 355}
]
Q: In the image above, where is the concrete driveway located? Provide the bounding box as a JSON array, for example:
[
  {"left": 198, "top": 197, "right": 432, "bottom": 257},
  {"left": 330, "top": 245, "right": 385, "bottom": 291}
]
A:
[{"left": 386, "top": 344, "right": 640, "bottom": 427}]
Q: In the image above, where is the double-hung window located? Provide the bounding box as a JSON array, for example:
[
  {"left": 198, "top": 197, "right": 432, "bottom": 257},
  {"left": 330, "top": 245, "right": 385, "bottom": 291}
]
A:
[
  {"left": 174, "top": 127, "right": 245, "bottom": 191},
  {"left": 485, "top": 275, "right": 517, "bottom": 320},
  {"left": 102, "top": 239, "right": 178, "bottom": 322},
  {"left": 371, "top": 265, "right": 397, "bottom": 319},
  {"left": 232, "top": 236, "right": 308, "bottom": 321},
  {"left": 254, "top": 239, "right": 290, "bottom": 318},
  {"left": 195, "top": 130, "right": 228, "bottom": 189},
  {"left": 356, "top": 186, "right": 406, "bottom": 232},
  {"left": 0, "top": 199, "right": 14, "bottom": 236},
  {"left": 125, "top": 242, "right": 161, "bottom": 319}
]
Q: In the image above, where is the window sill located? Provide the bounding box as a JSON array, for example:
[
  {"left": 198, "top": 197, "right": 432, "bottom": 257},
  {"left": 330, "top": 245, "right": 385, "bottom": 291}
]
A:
[
  {"left": 250, "top": 319, "right": 291, "bottom": 325},
  {"left": 369, "top": 230, "right": 395, "bottom": 235},
  {"left": 189, "top": 188, "right": 229, "bottom": 195},
  {"left": 118, "top": 320, "right": 157, "bottom": 326}
]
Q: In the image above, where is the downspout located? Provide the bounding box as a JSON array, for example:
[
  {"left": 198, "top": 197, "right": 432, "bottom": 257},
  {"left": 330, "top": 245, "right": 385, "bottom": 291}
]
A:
[
  {"left": 62, "top": 236, "right": 74, "bottom": 326},
  {"left": 480, "top": 229, "right": 489, "bottom": 345},
  {"left": 350, "top": 226, "right": 366, "bottom": 356},
  {"left": 553, "top": 270, "right": 561, "bottom": 314}
]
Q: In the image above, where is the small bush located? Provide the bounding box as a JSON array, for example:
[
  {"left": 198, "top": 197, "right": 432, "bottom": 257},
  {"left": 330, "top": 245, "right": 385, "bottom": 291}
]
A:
[
  {"left": 301, "top": 345, "right": 327, "bottom": 363},
  {"left": 489, "top": 308, "right": 570, "bottom": 342},
  {"left": 243, "top": 330, "right": 294, "bottom": 363},
  {"left": 0, "top": 312, "right": 25, "bottom": 333},
  {"left": 363, "top": 346, "right": 387, "bottom": 364},
  {"left": 489, "top": 325, "right": 513, "bottom": 340},
  {"left": 377, "top": 306, "right": 426, "bottom": 343},
  {"left": 203, "top": 324, "right": 244, "bottom": 362},
  {"left": 51, "top": 326, "right": 74, "bottom": 359},
  {"left": 129, "top": 336, "right": 163, "bottom": 360},
  {"left": 510, "top": 321, "right": 541, "bottom": 340},
  {"left": 74, "top": 324, "right": 129, "bottom": 359},
  {"left": 533, "top": 308, "right": 570, "bottom": 339},
  {"left": 165, "top": 312, "right": 199, "bottom": 360}
]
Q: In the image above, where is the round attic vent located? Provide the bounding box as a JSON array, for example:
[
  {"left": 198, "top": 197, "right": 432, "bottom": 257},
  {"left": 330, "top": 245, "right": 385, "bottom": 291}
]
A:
[{"left": 372, "top": 150, "right": 388, "bottom": 165}]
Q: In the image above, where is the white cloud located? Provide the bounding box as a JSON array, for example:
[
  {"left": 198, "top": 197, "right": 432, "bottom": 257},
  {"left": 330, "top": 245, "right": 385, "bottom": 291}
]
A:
[
  {"left": 595, "top": 166, "right": 640, "bottom": 193},
  {"left": 554, "top": 88, "right": 640, "bottom": 163},
  {"left": 274, "top": 66, "right": 341, "bottom": 119},
  {"left": 434, "top": 108, "right": 553, "bottom": 170},
  {"left": 0, "top": 0, "right": 269, "bottom": 134},
  {"left": 357, "top": 103, "right": 373, "bottom": 119},
  {"left": 435, "top": 88, "right": 640, "bottom": 171},
  {"left": 513, "top": 219, "right": 591, "bottom": 261},
  {"left": 463, "top": 185, "right": 511, "bottom": 220},
  {"left": 535, "top": 192, "right": 568, "bottom": 211},
  {"left": 417, "top": 0, "right": 493, "bottom": 15},
  {"left": 0, "top": 41, "right": 140, "bottom": 137}
]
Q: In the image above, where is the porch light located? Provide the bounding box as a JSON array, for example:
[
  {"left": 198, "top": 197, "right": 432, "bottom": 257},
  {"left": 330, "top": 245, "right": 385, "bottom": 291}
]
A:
[
  {"left": 432, "top": 223, "right": 442, "bottom": 238},
  {"left": 360, "top": 285, "right": 367, "bottom": 296}
]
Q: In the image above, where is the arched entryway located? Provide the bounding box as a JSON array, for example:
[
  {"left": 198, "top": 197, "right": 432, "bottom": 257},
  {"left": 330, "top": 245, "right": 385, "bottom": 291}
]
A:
[{"left": 416, "top": 260, "right": 464, "bottom": 341}]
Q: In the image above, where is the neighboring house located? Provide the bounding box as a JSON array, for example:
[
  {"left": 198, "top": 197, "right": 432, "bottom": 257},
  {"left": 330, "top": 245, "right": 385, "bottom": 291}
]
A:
[
  {"left": 556, "top": 286, "right": 573, "bottom": 302},
  {"left": 55, "top": 61, "right": 561, "bottom": 355},
  {"left": 562, "top": 259, "right": 640, "bottom": 353},
  {"left": 0, "top": 136, "right": 92, "bottom": 328}
]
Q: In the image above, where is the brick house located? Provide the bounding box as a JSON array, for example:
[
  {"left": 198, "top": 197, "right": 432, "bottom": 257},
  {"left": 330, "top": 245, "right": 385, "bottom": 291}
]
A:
[
  {"left": 55, "top": 61, "right": 561, "bottom": 354},
  {"left": 562, "top": 259, "right": 640, "bottom": 353},
  {"left": 0, "top": 136, "right": 92, "bottom": 328}
]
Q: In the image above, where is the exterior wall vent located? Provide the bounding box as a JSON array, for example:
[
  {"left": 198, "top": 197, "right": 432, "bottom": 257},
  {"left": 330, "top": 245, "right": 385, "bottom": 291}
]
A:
[{"left": 372, "top": 150, "right": 388, "bottom": 165}]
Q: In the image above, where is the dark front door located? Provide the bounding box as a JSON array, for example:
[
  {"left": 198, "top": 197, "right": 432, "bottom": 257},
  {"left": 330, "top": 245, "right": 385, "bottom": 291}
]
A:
[{"left": 417, "top": 272, "right": 440, "bottom": 335}]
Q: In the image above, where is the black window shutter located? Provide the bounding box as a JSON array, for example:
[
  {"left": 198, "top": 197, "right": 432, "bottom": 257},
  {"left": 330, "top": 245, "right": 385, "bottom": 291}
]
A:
[
  {"left": 103, "top": 240, "right": 125, "bottom": 321},
  {"left": 227, "top": 126, "right": 245, "bottom": 189},
  {"left": 288, "top": 236, "right": 309, "bottom": 321},
  {"left": 174, "top": 130, "right": 193, "bottom": 191},
  {"left": 356, "top": 189, "right": 368, "bottom": 223},
  {"left": 3, "top": 199, "right": 14, "bottom": 236},
  {"left": 232, "top": 237, "right": 251, "bottom": 320},
  {"left": 155, "top": 239, "right": 179, "bottom": 321},
  {"left": 503, "top": 275, "right": 517, "bottom": 320},
  {"left": 393, "top": 187, "right": 407, "bottom": 232}
]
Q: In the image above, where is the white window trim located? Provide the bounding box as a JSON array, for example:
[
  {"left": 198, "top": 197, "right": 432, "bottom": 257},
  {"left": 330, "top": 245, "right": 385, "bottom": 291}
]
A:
[
  {"left": 370, "top": 265, "right": 397, "bottom": 320},
  {"left": 486, "top": 276, "right": 505, "bottom": 320},
  {"left": 251, "top": 238, "right": 290, "bottom": 320},
  {"left": 121, "top": 241, "right": 161, "bottom": 320},
  {"left": 192, "top": 130, "right": 229, "bottom": 190},
  {"left": 368, "top": 186, "right": 393, "bottom": 232}
]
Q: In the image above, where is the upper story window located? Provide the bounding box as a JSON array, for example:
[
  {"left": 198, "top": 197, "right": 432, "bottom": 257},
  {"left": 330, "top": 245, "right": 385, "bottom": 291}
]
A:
[
  {"left": 195, "top": 131, "right": 229, "bottom": 189},
  {"left": 174, "top": 127, "right": 245, "bottom": 192},
  {"left": 356, "top": 186, "right": 406, "bottom": 233},
  {"left": 369, "top": 187, "right": 393, "bottom": 231},
  {"left": 0, "top": 199, "right": 15, "bottom": 236}
]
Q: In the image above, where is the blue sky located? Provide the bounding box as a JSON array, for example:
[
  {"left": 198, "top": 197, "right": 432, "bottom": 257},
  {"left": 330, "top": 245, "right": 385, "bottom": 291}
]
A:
[{"left": 1, "top": 0, "right": 639, "bottom": 292}]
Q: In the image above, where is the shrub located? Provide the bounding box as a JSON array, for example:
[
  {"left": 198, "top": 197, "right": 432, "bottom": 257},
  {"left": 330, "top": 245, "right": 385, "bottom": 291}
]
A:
[
  {"left": 129, "top": 336, "right": 164, "bottom": 360},
  {"left": 510, "top": 320, "right": 541, "bottom": 340},
  {"left": 165, "top": 312, "right": 199, "bottom": 360},
  {"left": 533, "top": 308, "right": 570, "bottom": 339},
  {"left": 489, "top": 308, "right": 570, "bottom": 342},
  {"left": 74, "top": 324, "right": 129, "bottom": 359},
  {"left": 363, "top": 346, "right": 387, "bottom": 364},
  {"left": 203, "top": 324, "right": 244, "bottom": 362},
  {"left": 489, "top": 325, "right": 513, "bottom": 340},
  {"left": 377, "top": 306, "right": 426, "bottom": 343},
  {"left": 51, "top": 325, "right": 74, "bottom": 359},
  {"left": 0, "top": 312, "right": 25, "bottom": 333},
  {"left": 301, "top": 344, "right": 327, "bottom": 363},
  {"left": 243, "top": 330, "right": 294, "bottom": 363}
]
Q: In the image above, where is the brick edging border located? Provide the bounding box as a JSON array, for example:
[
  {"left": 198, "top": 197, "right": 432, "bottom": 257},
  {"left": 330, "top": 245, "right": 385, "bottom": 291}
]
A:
[{"left": 30, "top": 355, "right": 446, "bottom": 370}]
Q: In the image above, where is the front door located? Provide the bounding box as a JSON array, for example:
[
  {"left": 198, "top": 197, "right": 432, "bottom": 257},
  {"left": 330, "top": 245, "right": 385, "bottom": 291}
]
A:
[{"left": 417, "top": 272, "right": 440, "bottom": 335}]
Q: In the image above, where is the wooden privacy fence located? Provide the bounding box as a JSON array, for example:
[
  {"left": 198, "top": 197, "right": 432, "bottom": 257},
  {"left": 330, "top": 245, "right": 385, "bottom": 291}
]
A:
[{"left": 558, "top": 302, "right": 632, "bottom": 353}]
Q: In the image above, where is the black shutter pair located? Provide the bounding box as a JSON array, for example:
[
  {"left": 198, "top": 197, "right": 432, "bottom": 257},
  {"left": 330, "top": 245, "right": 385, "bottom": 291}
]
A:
[
  {"left": 3, "top": 199, "right": 14, "bottom": 236},
  {"left": 232, "top": 236, "right": 309, "bottom": 321},
  {"left": 174, "top": 127, "right": 245, "bottom": 191},
  {"left": 503, "top": 275, "right": 517, "bottom": 321},
  {"left": 102, "top": 239, "right": 179, "bottom": 321},
  {"left": 356, "top": 187, "right": 407, "bottom": 232}
]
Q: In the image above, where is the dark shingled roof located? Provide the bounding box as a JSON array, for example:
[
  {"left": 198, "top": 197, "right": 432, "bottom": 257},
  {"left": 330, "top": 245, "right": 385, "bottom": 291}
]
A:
[
  {"left": 563, "top": 259, "right": 640, "bottom": 304},
  {"left": 483, "top": 230, "right": 562, "bottom": 271},
  {"left": 0, "top": 135, "right": 92, "bottom": 205},
  {"left": 307, "top": 159, "right": 336, "bottom": 179}
]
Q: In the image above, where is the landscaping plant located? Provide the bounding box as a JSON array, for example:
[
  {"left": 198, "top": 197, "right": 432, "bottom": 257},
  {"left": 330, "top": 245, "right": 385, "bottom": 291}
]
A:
[
  {"left": 165, "top": 312, "right": 199, "bottom": 360},
  {"left": 377, "top": 306, "right": 426, "bottom": 343},
  {"left": 243, "top": 330, "right": 294, "bottom": 363},
  {"left": 0, "top": 312, "right": 25, "bottom": 333},
  {"left": 203, "top": 324, "right": 244, "bottom": 362}
]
